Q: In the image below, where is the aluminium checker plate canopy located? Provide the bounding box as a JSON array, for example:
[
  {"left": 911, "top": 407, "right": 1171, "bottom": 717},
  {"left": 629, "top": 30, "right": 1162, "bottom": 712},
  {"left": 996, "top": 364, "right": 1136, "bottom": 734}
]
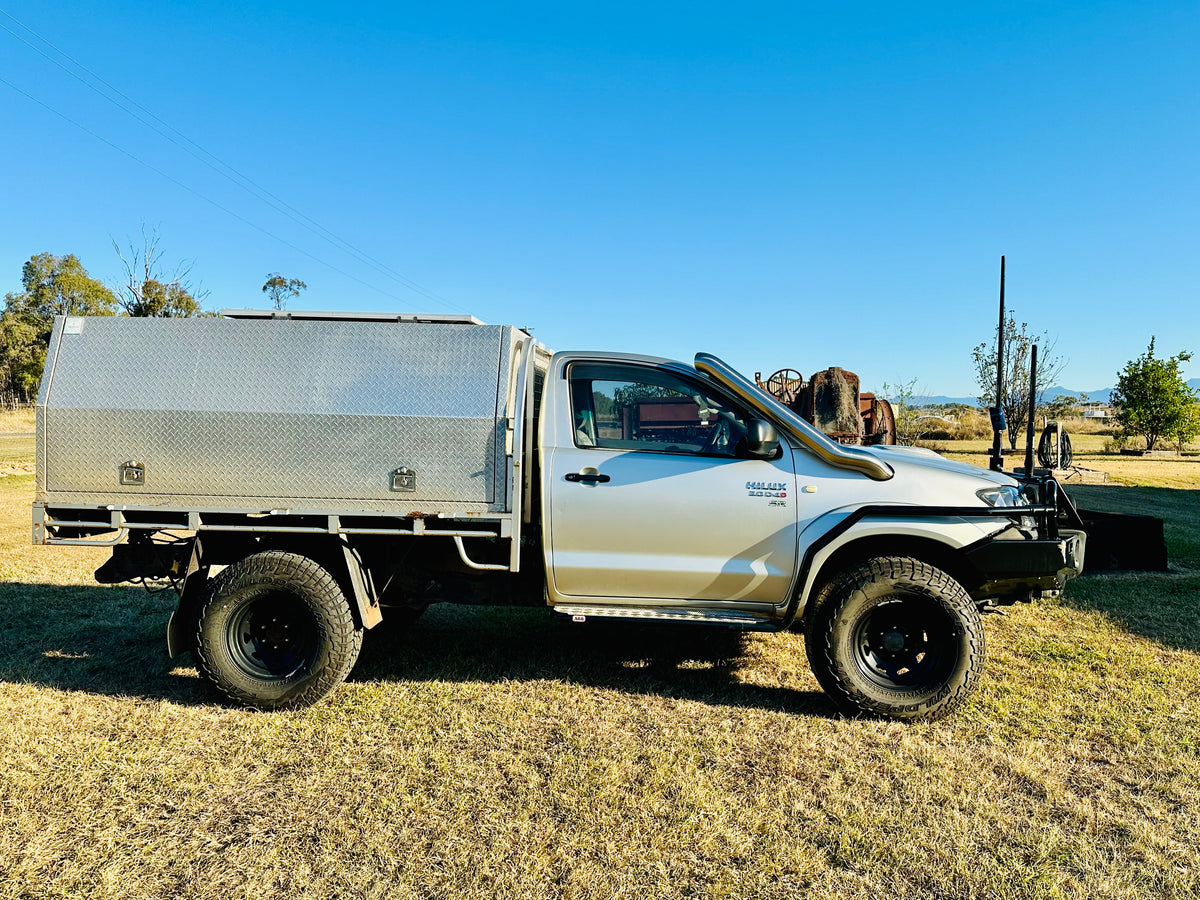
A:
[{"left": 36, "top": 314, "right": 526, "bottom": 515}]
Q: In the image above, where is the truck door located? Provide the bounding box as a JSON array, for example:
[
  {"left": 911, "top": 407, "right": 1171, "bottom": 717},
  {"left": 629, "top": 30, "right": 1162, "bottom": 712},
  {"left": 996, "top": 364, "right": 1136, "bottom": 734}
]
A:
[{"left": 544, "top": 359, "right": 798, "bottom": 605}]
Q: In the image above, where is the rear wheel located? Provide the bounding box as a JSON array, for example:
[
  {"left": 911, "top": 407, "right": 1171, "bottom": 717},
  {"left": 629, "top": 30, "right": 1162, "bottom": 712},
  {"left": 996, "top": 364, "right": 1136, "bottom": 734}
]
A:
[
  {"left": 804, "top": 556, "right": 985, "bottom": 721},
  {"left": 194, "top": 551, "right": 362, "bottom": 709}
]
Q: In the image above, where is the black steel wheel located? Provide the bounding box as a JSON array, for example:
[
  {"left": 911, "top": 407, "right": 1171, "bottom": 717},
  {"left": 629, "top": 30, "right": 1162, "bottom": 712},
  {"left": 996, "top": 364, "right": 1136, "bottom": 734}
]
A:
[
  {"left": 225, "top": 591, "right": 320, "bottom": 681},
  {"left": 194, "top": 551, "right": 362, "bottom": 709},
  {"left": 851, "top": 595, "right": 960, "bottom": 689},
  {"left": 804, "top": 556, "right": 985, "bottom": 721}
]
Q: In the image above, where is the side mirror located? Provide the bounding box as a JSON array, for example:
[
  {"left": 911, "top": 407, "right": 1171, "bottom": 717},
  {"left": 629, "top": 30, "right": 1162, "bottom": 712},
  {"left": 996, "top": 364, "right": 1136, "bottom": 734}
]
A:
[{"left": 744, "top": 419, "right": 780, "bottom": 459}]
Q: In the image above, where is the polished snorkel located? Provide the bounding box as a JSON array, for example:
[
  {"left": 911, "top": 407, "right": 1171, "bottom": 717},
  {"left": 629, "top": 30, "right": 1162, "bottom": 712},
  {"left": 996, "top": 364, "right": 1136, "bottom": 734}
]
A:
[{"left": 691, "top": 352, "right": 894, "bottom": 482}]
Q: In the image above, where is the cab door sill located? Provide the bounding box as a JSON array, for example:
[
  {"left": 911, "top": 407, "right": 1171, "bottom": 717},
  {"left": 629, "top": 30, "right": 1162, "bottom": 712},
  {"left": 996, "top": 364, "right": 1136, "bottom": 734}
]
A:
[{"left": 553, "top": 604, "right": 777, "bottom": 629}]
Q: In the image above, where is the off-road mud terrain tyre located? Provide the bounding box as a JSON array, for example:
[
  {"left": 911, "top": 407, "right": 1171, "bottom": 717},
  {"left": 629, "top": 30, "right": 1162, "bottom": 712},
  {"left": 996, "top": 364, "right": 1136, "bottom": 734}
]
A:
[
  {"left": 804, "top": 556, "right": 985, "bottom": 722},
  {"left": 194, "top": 551, "right": 363, "bottom": 709}
]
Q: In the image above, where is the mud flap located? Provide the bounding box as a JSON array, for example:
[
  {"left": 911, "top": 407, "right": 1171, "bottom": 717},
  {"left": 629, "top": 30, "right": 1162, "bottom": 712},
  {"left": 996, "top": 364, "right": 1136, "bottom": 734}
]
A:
[
  {"left": 166, "top": 536, "right": 382, "bottom": 657},
  {"left": 339, "top": 536, "right": 383, "bottom": 629},
  {"left": 166, "top": 537, "right": 209, "bottom": 658}
]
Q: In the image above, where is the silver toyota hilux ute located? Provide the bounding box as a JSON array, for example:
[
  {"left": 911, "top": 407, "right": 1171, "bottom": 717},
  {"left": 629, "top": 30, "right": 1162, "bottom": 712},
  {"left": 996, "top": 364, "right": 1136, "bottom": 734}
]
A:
[{"left": 34, "top": 312, "right": 1086, "bottom": 721}]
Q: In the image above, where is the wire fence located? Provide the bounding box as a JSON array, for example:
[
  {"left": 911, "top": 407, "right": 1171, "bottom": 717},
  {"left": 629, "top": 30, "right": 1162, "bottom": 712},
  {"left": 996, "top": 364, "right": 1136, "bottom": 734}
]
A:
[{"left": 0, "top": 392, "right": 33, "bottom": 412}]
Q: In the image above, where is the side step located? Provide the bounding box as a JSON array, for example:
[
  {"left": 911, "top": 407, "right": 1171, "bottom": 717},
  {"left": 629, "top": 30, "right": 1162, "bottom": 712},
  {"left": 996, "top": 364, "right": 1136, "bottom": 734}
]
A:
[{"left": 554, "top": 604, "right": 776, "bottom": 629}]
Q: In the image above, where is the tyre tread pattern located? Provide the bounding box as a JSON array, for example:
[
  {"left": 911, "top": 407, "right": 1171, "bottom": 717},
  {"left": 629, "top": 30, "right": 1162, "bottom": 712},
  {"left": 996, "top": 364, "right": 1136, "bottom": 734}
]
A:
[
  {"left": 804, "top": 556, "right": 985, "bottom": 722},
  {"left": 194, "top": 551, "right": 363, "bottom": 710}
]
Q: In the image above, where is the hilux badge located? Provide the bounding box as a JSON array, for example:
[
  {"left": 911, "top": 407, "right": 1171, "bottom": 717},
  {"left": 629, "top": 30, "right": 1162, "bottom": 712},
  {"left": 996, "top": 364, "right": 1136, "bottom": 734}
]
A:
[{"left": 746, "top": 480, "right": 787, "bottom": 499}]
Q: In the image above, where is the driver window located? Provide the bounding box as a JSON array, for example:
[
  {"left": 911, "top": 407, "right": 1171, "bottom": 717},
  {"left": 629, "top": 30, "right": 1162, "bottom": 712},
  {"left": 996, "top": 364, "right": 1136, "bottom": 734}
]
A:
[{"left": 569, "top": 363, "right": 749, "bottom": 456}]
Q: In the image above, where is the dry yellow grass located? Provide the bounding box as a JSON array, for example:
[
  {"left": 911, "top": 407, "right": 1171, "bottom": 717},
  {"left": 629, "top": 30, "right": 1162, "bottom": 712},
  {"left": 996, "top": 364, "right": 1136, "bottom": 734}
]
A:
[
  {"left": 0, "top": 407, "right": 36, "bottom": 434},
  {"left": 1, "top": 441, "right": 1198, "bottom": 899},
  {"left": 939, "top": 434, "right": 1200, "bottom": 490}
]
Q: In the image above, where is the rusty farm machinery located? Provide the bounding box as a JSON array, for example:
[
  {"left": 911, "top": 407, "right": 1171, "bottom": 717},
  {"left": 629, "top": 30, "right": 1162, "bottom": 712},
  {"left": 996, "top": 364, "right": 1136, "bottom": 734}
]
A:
[{"left": 755, "top": 366, "right": 897, "bottom": 446}]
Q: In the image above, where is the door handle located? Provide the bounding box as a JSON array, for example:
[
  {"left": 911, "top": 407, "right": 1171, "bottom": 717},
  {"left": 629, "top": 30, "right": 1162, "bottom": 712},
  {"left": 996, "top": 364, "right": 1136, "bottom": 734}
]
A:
[{"left": 566, "top": 472, "right": 611, "bottom": 483}]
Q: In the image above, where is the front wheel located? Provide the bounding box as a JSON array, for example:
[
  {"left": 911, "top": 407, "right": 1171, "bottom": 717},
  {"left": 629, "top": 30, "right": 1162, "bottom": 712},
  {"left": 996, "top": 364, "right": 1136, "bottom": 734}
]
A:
[
  {"left": 804, "top": 557, "right": 985, "bottom": 721},
  {"left": 194, "top": 551, "right": 363, "bottom": 709}
]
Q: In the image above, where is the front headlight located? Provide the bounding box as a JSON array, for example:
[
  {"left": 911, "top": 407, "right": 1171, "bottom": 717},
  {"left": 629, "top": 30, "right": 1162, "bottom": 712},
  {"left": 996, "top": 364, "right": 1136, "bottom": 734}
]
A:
[
  {"left": 977, "top": 485, "right": 1022, "bottom": 507},
  {"left": 977, "top": 485, "right": 1037, "bottom": 534}
]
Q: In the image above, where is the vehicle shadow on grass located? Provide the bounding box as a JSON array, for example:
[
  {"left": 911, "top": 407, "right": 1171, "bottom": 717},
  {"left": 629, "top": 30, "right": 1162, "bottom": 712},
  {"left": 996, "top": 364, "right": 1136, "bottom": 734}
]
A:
[
  {"left": 1064, "top": 483, "right": 1199, "bottom": 569},
  {"left": 351, "top": 604, "right": 836, "bottom": 718},
  {"left": 1060, "top": 574, "right": 1200, "bottom": 654},
  {"left": 1060, "top": 483, "right": 1200, "bottom": 654},
  {"left": 0, "top": 582, "right": 212, "bottom": 706},
  {"left": 0, "top": 582, "right": 835, "bottom": 717}
]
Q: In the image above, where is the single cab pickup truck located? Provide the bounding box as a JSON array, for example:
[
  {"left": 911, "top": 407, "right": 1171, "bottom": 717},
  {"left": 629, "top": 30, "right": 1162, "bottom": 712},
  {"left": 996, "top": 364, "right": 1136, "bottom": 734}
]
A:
[{"left": 33, "top": 311, "right": 1086, "bottom": 720}]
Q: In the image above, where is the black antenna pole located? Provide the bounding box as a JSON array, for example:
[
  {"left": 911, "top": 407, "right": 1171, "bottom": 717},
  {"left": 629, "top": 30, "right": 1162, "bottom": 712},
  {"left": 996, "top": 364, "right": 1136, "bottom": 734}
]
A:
[
  {"left": 1024, "top": 344, "right": 1038, "bottom": 478},
  {"left": 989, "top": 256, "right": 1006, "bottom": 471}
]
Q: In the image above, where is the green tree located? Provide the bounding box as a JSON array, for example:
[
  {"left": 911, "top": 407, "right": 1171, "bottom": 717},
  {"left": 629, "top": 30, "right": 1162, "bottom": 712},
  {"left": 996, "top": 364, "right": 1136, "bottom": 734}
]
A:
[
  {"left": 1111, "top": 338, "right": 1198, "bottom": 451},
  {"left": 0, "top": 253, "right": 118, "bottom": 399},
  {"left": 262, "top": 273, "right": 307, "bottom": 310},
  {"left": 113, "top": 228, "right": 205, "bottom": 317},
  {"left": 0, "top": 313, "right": 46, "bottom": 399},
  {"left": 6, "top": 252, "right": 118, "bottom": 322},
  {"left": 127, "top": 278, "right": 202, "bottom": 317},
  {"left": 1173, "top": 402, "right": 1200, "bottom": 452},
  {"left": 973, "top": 312, "right": 1066, "bottom": 450}
]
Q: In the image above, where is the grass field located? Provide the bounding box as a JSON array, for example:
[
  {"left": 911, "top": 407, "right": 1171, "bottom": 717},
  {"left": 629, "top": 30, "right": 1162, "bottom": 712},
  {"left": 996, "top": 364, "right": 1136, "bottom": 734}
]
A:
[
  {"left": 1, "top": 434, "right": 1198, "bottom": 899},
  {"left": 0, "top": 406, "right": 35, "bottom": 435}
]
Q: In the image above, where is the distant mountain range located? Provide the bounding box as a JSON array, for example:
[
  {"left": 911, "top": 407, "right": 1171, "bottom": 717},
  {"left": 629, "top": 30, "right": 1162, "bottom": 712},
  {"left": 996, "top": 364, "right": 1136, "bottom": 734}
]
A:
[{"left": 903, "top": 379, "right": 1200, "bottom": 408}]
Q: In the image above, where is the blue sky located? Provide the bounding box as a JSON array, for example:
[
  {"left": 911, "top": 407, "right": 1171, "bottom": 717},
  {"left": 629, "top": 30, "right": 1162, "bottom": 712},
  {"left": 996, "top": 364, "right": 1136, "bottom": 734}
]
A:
[{"left": 1, "top": 1, "right": 1196, "bottom": 395}]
